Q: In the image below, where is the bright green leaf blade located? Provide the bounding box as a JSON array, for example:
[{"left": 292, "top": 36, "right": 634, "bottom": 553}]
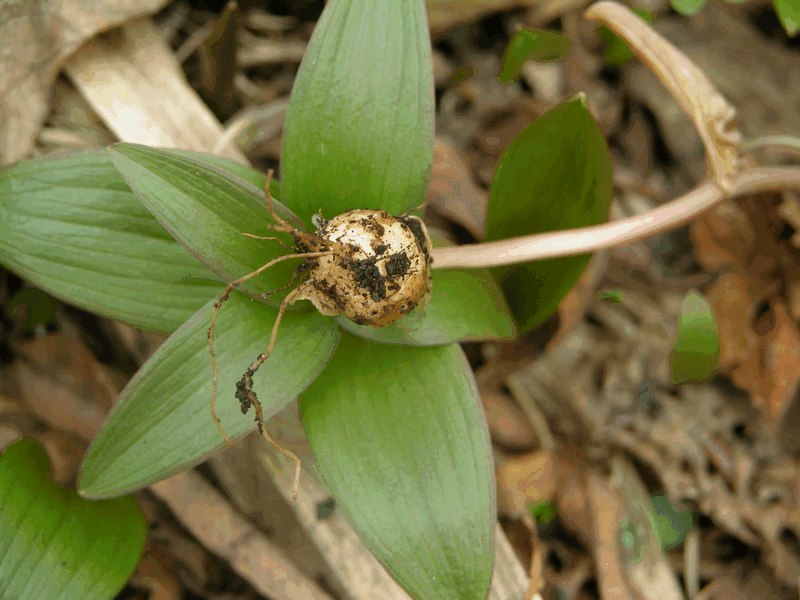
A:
[
  {"left": 671, "top": 0, "right": 706, "bottom": 15},
  {"left": 79, "top": 293, "right": 339, "bottom": 498},
  {"left": 670, "top": 290, "right": 719, "bottom": 384},
  {"left": 774, "top": 0, "right": 800, "bottom": 36},
  {"left": 484, "top": 95, "right": 613, "bottom": 332},
  {"left": 499, "top": 28, "right": 572, "bottom": 83},
  {"left": 109, "top": 144, "right": 300, "bottom": 298},
  {"left": 0, "top": 150, "right": 222, "bottom": 332},
  {"left": 281, "top": 0, "right": 435, "bottom": 224},
  {"left": 168, "top": 148, "right": 268, "bottom": 189},
  {"left": 300, "top": 335, "right": 495, "bottom": 600},
  {"left": 0, "top": 440, "right": 146, "bottom": 599},
  {"left": 338, "top": 267, "right": 515, "bottom": 345}
]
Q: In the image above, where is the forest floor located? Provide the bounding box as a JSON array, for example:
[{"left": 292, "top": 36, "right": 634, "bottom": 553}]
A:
[{"left": 1, "top": 0, "right": 800, "bottom": 598}]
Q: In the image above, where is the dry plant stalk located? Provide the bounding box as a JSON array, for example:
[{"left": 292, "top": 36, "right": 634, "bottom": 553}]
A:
[{"left": 432, "top": 1, "right": 800, "bottom": 270}]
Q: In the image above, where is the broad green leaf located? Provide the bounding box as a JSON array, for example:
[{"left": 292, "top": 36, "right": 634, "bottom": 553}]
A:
[
  {"left": 499, "top": 28, "right": 572, "bottom": 83},
  {"left": 670, "top": 0, "right": 706, "bottom": 15},
  {"left": 774, "top": 0, "right": 800, "bottom": 36},
  {"left": 281, "top": 0, "right": 434, "bottom": 224},
  {"left": 169, "top": 148, "right": 268, "bottom": 190},
  {"left": 109, "top": 144, "right": 302, "bottom": 299},
  {"left": 80, "top": 293, "right": 339, "bottom": 498},
  {"left": 670, "top": 290, "right": 719, "bottom": 384},
  {"left": 484, "top": 95, "right": 613, "bottom": 332},
  {"left": 0, "top": 440, "right": 146, "bottom": 599},
  {"left": 301, "top": 335, "right": 495, "bottom": 600},
  {"left": 338, "top": 267, "right": 515, "bottom": 345},
  {"left": 0, "top": 150, "right": 222, "bottom": 332},
  {"left": 599, "top": 8, "right": 654, "bottom": 66}
]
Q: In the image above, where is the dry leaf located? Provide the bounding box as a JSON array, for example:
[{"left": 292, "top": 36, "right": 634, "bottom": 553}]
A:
[
  {"left": 64, "top": 19, "right": 246, "bottom": 162},
  {"left": 481, "top": 389, "right": 538, "bottom": 451},
  {"left": 692, "top": 197, "right": 800, "bottom": 423},
  {"left": 428, "top": 136, "right": 487, "bottom": 239},
  {"left": 427, "top": 0, "right": 540, "bottom": 36},
  {"left": 733, "top": 302, "right": 800, "bottom": 421},
  {"left": 13, "top": 334, "right": 116, "bottom": 441},
  {"left": 150, "top": 469, "right": 334, "bottom": 600},
  {"left": 705, "top": 272, "right": 759, "bottom": 371},
  {"left": 585, "top": 1, "right": 742, "bottom": 188},
  {"left": 496, "top": 451, "right": 561, "bottom": 519},
  {"left": 0, "top": 0, "right": 167, "bottom": 164}
]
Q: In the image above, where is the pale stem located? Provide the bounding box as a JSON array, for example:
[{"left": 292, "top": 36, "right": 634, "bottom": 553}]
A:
[{"left": 430, "top": 167, "right": 800, "bottom": 270}]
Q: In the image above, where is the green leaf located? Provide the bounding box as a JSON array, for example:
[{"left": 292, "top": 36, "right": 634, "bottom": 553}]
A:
[
  {"left": 300, "top": 334, "right": 495, "bottom": 600},
  {"left": 0, "top": 150, "right": 222, "bottom": 332},
  {"left": 774, "top": 0, "right": 800, "bottom": 36},
  {"left": 484, "top": 95, "right": 613, "bottom": 333},
  {"left": 499, "top": 28, "right": 572, "bottom": 83},
  {"left": 0, "top": 440, "right": 146, "bottom": 599},
  {"left": 281, "top": 0, "right": 435, "bottom": 224},
  {"left": 79, "top": 293, "right": 340, "bottom": 498},
  {"left": 670, "top": 0, "right": 706, "bottom": 15},
  {"left": 599, "top": 8, "right": 654, "bottom": 66},
  {"left": 670, "top": 290, "right": 719, "bottom": 384},
  {"left": 109, "top": 144, "right": 301, "bottom": 299},
  {"left": 338, "top": 267, "right": 515, "bottom": 345},
  {"left": 649, "top": 495, "right": 692, "bottom": 550}
]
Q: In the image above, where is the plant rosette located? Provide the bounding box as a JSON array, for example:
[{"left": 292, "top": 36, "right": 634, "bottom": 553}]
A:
[{"left": 0, "top": 2, "right": 614, "bottom": 599}]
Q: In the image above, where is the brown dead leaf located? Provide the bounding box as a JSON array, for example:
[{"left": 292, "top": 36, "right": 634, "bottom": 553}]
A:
[
  {"left": 497, "top": 451, "right": 562, "bottom": 519},
  {"left": 427, "top": 0, "right": 540, "bottom": 36},
  {"left": 691, "top": 195, "right": 800, "bottom": 424},
  {"left": 12, "top": 334, "right": 116, "bottom": 441},
  {"left": 778, "top": 193, "right": 800, "bottom": 250},
  {"left": 705, "top": 272, "right": 759, "bottom": 371},
  {"left": 481, "top": 389, "right": 538, "bottom": 451},
  {"left": 150, "top": 470, "right": 334, "bottom": 600},
  {"left": 732, "top": 302, "right": 800, "bottom": 422},
  {"left": 64, "top": 18, "right": 246, "bottom": 162},
  {"left": 691, "top": 195, "right": 800, "bottom": 423},
  {"left": 129, "top": 544, "right": 182, "bottom": 600},
  {"left": 0, "top": 0, "right": 168, "bottom": 164},
  {"left": 427, "top": 136, "right": 487, "bottom": 240}
]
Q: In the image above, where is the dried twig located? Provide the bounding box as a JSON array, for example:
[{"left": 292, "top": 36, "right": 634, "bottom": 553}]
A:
[
  {"left": 432, "top": 167, "right": 800, "bottom": 269},
  {"left": 150, "top": 470, "right": 334, "bottom": 600}
]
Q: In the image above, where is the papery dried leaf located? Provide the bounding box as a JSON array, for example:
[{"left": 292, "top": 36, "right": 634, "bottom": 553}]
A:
[
  {"left": 586, "top": 1, "right": 742, "bottom": 188},
  {"left": 732, "top": 302, "right": 800, "bottom": 421},
  {"left": 0, "top": 0, "right": 167, "bottom": 164},
  {"left": 65, "top": 20, "right": 245, "bottom": 162}
]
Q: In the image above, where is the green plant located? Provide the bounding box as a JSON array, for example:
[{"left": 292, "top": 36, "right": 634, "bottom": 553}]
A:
[
  {"left": 3, "top": 1, "right": 800, "bottom": 599},
  {"left": 0, "top": 440, "right": 146, "bottom": 599}
]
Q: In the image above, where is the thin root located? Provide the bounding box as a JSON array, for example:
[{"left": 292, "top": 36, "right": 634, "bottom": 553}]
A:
[
  {"left": 235, "top": 284, "right": 308, "bottom": 500},
  {"left": 263, "top": 170, "right": 295, "bottom": 234},
  {"left": 241, "top": 232, "right": 295, "bottom": 251},
  {"left": 209, "top": 256, "right": 331, "bottom": 450}
]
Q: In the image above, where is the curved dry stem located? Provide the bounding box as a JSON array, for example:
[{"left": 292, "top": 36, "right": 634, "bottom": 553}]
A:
[
  {"left": 431, "top": 166, "right": 800, "bottom": 269},
  {"left": 586, "top": 1, "right": 742, "bottom": 188}
]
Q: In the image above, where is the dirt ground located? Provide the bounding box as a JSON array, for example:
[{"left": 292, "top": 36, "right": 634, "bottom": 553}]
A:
[{"left": 1, "top": 0, "right": 800, "bottom": 598}]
